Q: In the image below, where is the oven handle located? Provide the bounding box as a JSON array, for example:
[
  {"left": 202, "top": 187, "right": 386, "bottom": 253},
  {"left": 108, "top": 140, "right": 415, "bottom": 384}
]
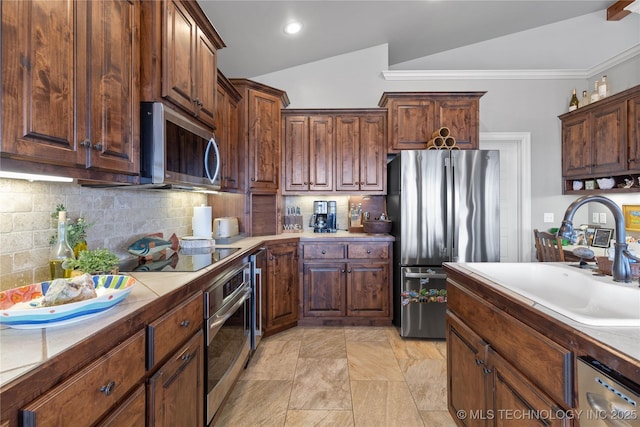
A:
[{"left": 207, "top": 287, "right": 251, "bottom": 345}]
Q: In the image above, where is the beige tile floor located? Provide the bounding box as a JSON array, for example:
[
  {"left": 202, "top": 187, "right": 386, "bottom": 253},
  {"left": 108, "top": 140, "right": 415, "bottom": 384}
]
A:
[{"left": 215, "top": 326, "right": 457, "bottom": 427}]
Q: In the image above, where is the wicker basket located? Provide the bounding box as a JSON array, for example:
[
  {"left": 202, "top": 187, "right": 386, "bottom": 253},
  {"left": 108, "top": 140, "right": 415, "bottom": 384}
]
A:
[{"left": 595, "top": 256, "right": 640, "bottom": 279}]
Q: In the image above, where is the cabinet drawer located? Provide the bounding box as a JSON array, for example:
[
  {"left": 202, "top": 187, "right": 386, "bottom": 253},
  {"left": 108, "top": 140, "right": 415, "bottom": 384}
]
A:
[
  {"left": 348, "top": 243, "right": 389, "bottom": 259},
  {"left": 147, "top": 292, "right": 203, "bottom": 369},
  {"left": 302, "top": 243, "right": 346, "bottom": 259},
  {"left": 97, "top": 385, "right": 145, "bottom": 427},
  {"left": 22, "top": 330, "right": 146, "bottom": 427}
]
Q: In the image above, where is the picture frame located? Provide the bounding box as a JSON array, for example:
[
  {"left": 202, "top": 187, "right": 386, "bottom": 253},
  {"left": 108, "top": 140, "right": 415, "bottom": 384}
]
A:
[
  {"left": 592, "top": 228, "right": 613, "bottom": 248},
  {"left": 623, "top": 205, "right": 640, "bottom": 232}
]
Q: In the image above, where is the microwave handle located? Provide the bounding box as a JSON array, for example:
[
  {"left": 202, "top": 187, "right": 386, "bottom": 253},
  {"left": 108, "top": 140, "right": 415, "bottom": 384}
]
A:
[{"left": 204, "top": 136, "right": 221, "bottom": 184}]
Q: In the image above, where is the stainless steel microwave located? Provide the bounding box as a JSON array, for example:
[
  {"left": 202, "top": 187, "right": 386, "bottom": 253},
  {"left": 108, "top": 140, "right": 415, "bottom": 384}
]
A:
[{"left": 139, "top": 102, "right": 221, "bottom": 191}]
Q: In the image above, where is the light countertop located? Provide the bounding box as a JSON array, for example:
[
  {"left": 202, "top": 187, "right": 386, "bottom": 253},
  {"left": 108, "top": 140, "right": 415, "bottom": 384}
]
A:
[{"left": 0, "top": 231, "right": 393, "bottom": 387}]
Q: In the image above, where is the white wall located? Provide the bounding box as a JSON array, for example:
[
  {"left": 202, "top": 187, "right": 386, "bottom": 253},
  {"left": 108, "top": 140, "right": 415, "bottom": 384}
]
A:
[{"left": 253, "top": 44, "right": 640, "bottom": 237}]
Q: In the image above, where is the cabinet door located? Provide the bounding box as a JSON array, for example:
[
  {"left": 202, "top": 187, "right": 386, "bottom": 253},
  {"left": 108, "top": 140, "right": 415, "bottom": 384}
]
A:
[
  {"left": 561, "top": 112, "right": 591, "bottom": 177},
  {"left": 591, "top": 100, "right": 627, "bottom": 175},
  {"left": 80, "top": 0, "right": 139, "bottom": 175},
  {"left": 346, "top": 261, "right": 389, "bottom": 317},
  {"left": 147, "top": 330, "right": 204, "bottom": 427},
  {"left": 283, "top": 115, "right": 310, "bottom": 192},
  {"left": 309, "top": 115, "right": 334, "bottom": 192},
  {"left": 265, "top": 243, "right": 299, "bottom": 333},
  {"left": 1, "top": 0, "right": 84, "bottom": 167},
  {"left": 446, "top": 313, "right": 491, "bottom": 427},
  {"left": 335, "top": 116, "right": 361, "bottom": 191},
  {"left": 303, "top": 262, "right": 345, "bottom": 317},
  {"left": 436, "top": 97, "right": 480, "bottom": 150},
  {"left": 489, "top": 350, "right": 569, "bottom": 427},
  {"left": 216, "top": 82, "right": 240, "bottom": 191},
  {"left": 629, "top": 94, "right": 640, "bottom": 173},
  {"left": 194, "top": 27, "right": 217, "bottom": 128},
  {"left": 163, "top": 0, "right": 196, "bottom": 114},
  {"left": 359, "top": 114, "right": 386, "bottom": 192},
  {"left": 389, "top": 99, "right": 436, "bottom": 151},
  {"left": 248, "top": 90, "right": 281, "bottom": 190}
]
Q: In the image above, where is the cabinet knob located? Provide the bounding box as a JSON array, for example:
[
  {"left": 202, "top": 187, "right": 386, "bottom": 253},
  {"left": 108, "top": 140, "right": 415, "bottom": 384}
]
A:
[
  {"left": 80, "top": 139, "right": 92, "bottom": 148},
  {"left": 93, "top": 143, "right": 103, "bottom": 151},
  {"left": 341, "top": 269, "right": 345, "bottom": 273},
  {"left": 180, "top": 319, "right": 190, "bottom": 328},
  {"left": 321, "top": 249, "right": 326, "bottom": 254},
  {"left": 99, "top": 380, "right": 116, "bottom": 396},
  {"left": 475, "top": 358, "right": 483, "bottom": 366},
  {"left": 366, "top": 250, "right": 371, "bottom": 254},
  {"left": 347, "top": 269, "right": 352, "bottom": 273},
  {"left": 360, "top": 181, "right": 364, "bottom": 185}
]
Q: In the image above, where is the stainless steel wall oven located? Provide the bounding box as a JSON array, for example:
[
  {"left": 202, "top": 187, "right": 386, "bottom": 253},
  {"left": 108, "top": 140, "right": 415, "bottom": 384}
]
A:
[{"left": 204, "top": 260, "right": 252, "bottom": 426}]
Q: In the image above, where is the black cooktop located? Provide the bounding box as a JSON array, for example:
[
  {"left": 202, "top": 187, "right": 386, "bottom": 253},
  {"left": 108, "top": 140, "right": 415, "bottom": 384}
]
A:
[{"left": 120, "top": 247, "right": 241, "bottom": 273}]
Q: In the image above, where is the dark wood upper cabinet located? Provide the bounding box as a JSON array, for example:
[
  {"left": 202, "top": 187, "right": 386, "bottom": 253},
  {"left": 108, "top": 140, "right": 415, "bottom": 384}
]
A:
[
  {"left": 559, "top": 84, "right": 640, "bottom": 194},
  {"left": 230, "top": 79, "right": 289, "bottom": 192},
  {"left": 215, "top": 71, "right": 242, "bottom": 191},
  {"left": 140, "top": 0, "right": 224, "bottom": 130},
  {"left": 1, "top": 0, "right": 140, "bottom": 181},
  {"left": 379, "top": 92, "right": 484, "bottom": 152}
]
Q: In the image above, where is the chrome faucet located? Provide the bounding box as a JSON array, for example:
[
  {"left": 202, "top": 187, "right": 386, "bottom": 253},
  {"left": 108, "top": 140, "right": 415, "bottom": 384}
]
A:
[{"left": 558, "top": 195, "right": 631, "bottom": 283}]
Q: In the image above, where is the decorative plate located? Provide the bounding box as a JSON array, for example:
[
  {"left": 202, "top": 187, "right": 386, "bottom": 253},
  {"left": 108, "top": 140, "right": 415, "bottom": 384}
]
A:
[{"left": 0, "top": 275, "right": 135, "bottom": 329}]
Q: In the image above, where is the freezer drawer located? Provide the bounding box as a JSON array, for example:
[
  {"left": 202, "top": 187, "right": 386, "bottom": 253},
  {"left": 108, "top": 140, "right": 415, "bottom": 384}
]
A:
[{"left": 400, "top": 267, "right": 447, "bottom": 339}]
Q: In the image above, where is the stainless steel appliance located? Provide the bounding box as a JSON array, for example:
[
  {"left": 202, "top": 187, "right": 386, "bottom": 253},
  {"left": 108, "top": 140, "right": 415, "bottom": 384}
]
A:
[
  {"left": 204, "top": 260, "right": 252, "bottom": 425},
  {"left": 139, "top": 102, "right": 221, "bottom": 191},
  {"left": 387, "top": 150, "right": 500, "bottom": 338},
  {"left": 310, "top": 200, "right": 337, "bottom": 233},
  {"left": 250, "top": 247, "right": 267, "bottom": 354},
  {"left": 577, "top": 356, "right": 640, "bottom": 426}
]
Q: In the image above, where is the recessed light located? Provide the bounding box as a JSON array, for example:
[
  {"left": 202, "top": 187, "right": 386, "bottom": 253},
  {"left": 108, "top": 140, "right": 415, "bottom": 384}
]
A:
[{"left": 284, "top": 21, "right": 302, "bottom": 35}]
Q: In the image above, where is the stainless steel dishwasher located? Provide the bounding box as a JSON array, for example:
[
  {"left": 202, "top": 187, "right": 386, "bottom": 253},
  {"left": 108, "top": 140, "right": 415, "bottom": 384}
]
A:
[{"left": 577, "top": 356, "right": 639, "bottom": 426}]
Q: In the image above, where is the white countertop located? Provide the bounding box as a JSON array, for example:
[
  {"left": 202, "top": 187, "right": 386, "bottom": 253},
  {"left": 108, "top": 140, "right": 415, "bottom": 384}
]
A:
[{"left": 0, "top": 231, "right": 393, "bottom": 387}]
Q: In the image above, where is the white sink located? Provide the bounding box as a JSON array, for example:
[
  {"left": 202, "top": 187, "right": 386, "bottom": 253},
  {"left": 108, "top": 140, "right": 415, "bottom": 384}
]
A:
[{"left": 461, "top": 262, "right": 640, "bottom": 327}]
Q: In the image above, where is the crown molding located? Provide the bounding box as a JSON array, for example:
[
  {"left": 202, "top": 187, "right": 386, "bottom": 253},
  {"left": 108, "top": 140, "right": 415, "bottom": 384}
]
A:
[{"left": 382, "top": 44, "right": 640, "bottom": 81}]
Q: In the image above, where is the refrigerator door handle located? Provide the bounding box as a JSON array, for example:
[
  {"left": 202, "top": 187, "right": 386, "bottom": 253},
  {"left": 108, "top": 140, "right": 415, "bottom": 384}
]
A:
[
  {"left": 444, "top": 156, "right": 453, "bottom": 261},
  {"left": 404, "top": 272, "right": 447, "bottom": 279}
]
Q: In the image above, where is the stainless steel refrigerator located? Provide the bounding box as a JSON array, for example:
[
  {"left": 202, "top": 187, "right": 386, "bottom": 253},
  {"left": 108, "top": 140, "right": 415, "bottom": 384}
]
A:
[{"left": 387, "top": 150, "right": 500, "bottom": 338}]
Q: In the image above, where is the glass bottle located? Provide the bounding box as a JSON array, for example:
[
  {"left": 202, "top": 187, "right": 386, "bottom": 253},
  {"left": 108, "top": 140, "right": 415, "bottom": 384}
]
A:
[
  {"left": 581, "top": 90, "right": 589, "bottom": 107},
  {"left": 598, "top": 75, "right": 610, "bottom": 98},
  {"left": 49, "top": 211, "right": 75, "bottom": 279},
  {"left": 590, "top": 80, "right": 600, "bottom": 104},
  {"left": 569, "top": 89, "right": 579, "bottom": 111}
]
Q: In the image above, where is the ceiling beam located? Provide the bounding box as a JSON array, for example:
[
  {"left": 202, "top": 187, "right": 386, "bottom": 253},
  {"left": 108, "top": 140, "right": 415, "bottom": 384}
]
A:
[{"left": 607, "top": 0, "right": 633, "bottom": 20}]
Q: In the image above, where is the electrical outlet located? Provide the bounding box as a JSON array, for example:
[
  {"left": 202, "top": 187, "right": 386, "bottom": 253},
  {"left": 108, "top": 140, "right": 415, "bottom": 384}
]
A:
[
  {"left": 543, "top": 213, "right": 554, "bottom": 223},
  {"left": 599, "top": 212, "right": 607, "bottom": 223},
  {"left": 592, "top": 213, "right": 599, "bottom": 223}
]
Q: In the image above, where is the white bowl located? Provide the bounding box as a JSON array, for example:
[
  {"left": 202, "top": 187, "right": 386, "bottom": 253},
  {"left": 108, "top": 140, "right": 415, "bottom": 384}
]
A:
[{"left": 596, "top": 177, "right": 615, "bottom": 189}]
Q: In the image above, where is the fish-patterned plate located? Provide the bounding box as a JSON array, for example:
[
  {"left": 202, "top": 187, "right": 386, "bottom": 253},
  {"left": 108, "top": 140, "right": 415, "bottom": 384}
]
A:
[{"left": 0, "top": 275, "right": 135, "bottom": 329}]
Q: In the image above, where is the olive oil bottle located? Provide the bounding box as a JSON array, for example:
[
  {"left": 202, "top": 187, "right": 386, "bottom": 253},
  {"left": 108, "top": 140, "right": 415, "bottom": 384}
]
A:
[{"left": 49, "top": 211, "right": 75, "bottom": 279}]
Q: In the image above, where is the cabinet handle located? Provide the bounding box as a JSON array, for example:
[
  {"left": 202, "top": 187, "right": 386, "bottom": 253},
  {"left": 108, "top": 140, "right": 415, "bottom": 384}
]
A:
[
  {"left": 321, "top": 249, "right": 326, "bottom": 254},
  {"left": 475, "top": 358, "right": 483, "bottom": 365},
  {"left": 99, "top": 380, "right": 116, "bottom": 396},
  {"left": 80, "top": 139, "right": 92, "bottom": 149},
  {"left": 482, "top": 367, "right": 492, "bottom": 375},
  {"left": 347, "top": 269, "right": 352, "bottom": 273},
  {"left": 181, "top": 352, "right": 192, "bottom": 362},
  {"left": 180, "top": 319, "right": 190, "bottom": 328},
  {"left": 93, "top": 143, "right": 103, "bottom": 151}
]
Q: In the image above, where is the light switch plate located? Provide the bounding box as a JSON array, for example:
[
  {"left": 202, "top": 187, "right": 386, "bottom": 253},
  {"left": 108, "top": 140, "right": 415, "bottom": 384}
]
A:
[
  {"left": 592, "top": 213, "right": 599, "bottom": 223},
  {"left": 599, "top": 212, "right": 607, "bottom": 223},
  {"left": 543, "top": 213, "right": 554, "bottom": 223}
]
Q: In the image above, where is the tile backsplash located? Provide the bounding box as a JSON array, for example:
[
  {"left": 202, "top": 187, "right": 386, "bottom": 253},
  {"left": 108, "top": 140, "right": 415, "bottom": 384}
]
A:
[{"left": 0, "top": 179, "right": 206, "bottom": 290}]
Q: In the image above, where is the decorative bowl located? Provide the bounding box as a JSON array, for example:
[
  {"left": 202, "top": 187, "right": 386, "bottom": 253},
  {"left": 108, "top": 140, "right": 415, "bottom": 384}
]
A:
[
  {"left": 363, "top": 220, "right": 392, "bottom": 235},
  {"left": 0, "top": 275, "right": 135, "bottom": 329},
  {"left": 596, "top": 177, "right": 615, "bottom": 190}
]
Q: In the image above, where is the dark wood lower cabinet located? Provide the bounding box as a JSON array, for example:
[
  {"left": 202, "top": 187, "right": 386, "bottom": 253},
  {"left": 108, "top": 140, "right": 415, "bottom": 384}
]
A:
[
  {"left": 98, "top": 385, "right": 146, "bottom": 427},
  {"left": 264, "top": 241, "right": 299, "bottom": 336},
  {"left": 147, "top": 330, "right": 204, "bottom": 427}
]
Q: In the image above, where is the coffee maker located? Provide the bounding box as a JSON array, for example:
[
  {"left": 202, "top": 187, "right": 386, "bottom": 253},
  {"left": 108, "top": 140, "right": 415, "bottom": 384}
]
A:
[{"left": 311, "top": 201, "right": 337, "bottom": 233}]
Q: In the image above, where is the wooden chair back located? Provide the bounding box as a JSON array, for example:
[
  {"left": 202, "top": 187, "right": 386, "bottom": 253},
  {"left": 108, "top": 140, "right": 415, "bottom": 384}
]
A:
[{"left": 534, "top": 229, "right": 565, "bottom": 262}]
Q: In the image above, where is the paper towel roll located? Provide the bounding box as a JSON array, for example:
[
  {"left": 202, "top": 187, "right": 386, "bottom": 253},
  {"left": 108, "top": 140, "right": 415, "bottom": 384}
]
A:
[{"left": 192, "top": 205, "right": 212, "bottom": 238}]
